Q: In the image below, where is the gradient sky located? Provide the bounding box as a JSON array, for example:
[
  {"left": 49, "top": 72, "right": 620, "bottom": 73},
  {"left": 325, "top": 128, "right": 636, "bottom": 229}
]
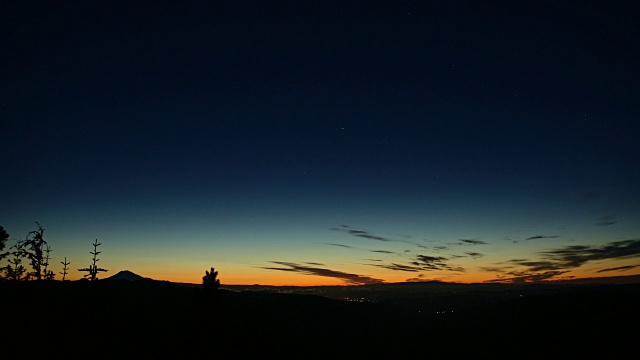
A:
[{"left": 2, "top": 0, "right": 639, "bottom": 286}]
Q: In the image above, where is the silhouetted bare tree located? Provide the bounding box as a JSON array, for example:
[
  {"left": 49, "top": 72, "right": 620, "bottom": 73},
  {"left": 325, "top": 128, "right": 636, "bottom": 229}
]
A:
[
  {"left": 19, "top": 222, "right": 48, "bottom": 280},
  {"left": 78, "top": 239, "right": 108, "bottom": 281},
  {"left": 60, "top": 257, "right": 70, "bottom": 281},
  {"left": 42, "top": 244, "right": 55, "bottom": 280}
]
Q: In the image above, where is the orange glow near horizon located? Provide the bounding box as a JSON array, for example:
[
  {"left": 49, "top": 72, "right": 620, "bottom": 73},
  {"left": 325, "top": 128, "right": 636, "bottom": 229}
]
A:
[{"left": 81, "top": 263, "right": 640, "bottom": 286}]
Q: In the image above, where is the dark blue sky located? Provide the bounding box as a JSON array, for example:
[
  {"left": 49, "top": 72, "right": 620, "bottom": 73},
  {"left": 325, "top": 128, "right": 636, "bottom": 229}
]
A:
[{"left": 2, "top": 0, "right": 639, "bottom": 285}]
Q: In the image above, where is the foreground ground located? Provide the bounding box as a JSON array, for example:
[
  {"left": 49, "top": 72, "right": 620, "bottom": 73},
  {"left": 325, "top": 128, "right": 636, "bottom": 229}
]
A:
[{"left": 2, "top": 279, "right": 638, "bottom": 358}]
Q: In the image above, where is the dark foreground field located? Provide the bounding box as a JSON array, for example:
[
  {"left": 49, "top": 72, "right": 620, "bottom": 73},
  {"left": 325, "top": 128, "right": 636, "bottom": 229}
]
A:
[{"left": 2, "top": 279, "right": 639, "bottom": 358}]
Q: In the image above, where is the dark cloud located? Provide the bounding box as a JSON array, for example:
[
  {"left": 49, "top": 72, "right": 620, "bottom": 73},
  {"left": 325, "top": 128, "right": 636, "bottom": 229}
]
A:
[
  {"left": 596, "top": 264, "right": 638, "bottom": 273},
  {"left": 372, "top": 263, "right": 423, "bottom": 272},
  {"left": 366, "top": 252, "right": 465, "bottom": 273},
  {"left": 330, "top": 227, "right": 393, "bottom": 242},
  {"left": 526, "top": 235, "right": 559, "bottom": 240},
  {"left": 261, "top": 261, "right": 384, "bottom": 285},
  {"left": 597, "top": 216, "right": 617, "bottom": 226},
  {"left": 541, "top": 239, "right": 640, "bottom": 268},
  {"left": 414, "top": 255, "right": 464, "bottom": 272},
  {"left": 325, "top": 243, "right": 353, "bottom": 248},
  {"left": 331, "top": 225, "right": 430, "bottom": 249},
  {"left": 445, "top": 265, "right": 465, "bottom": 272},
  {"left": 479, "top": 266, "right": 509, "bottom": 273},
  {"left": 415, "top": 255, "right": 448, "bottom": 265},
  {"left": 484, "top": 239, "right": 640, "bottom": 283},
  {"left": 413, "top": 243, "right": 430, "bottom": 249},
  {"left": 370, "top": 250, "right": 394, "bottom": 254},
  {"left": 504, "top": 236, "right": 520, "bottom": 244},
  {"left": 465, "top": 252, "right": 484, "bottom": 259},
  {"left": 459, "top": 239, "right": 487, "bottom": 245},
  {"left": 485, "top": 270, "right": 569, "bottom": 284},
  {"left": 405, "top": 275, "right": 427, "bottom": 282},
  {"left": 508, "top": 259, "right": 567, "bottom": 272}
]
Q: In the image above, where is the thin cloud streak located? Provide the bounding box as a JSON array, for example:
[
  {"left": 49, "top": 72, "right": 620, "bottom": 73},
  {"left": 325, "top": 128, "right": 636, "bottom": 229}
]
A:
[
  {"left": 459, "top": 239, "right": 487, "bottom": 245},
  {"left": 330, "top": 226, "right": 393, "bottom": 242},
  {"left": 370, "top": 250, "right": 395, "bottom": 254},
  {"left": 324, "top": 243, "right": 353, "bottom": 248},
  {"left": 261, "top": 261, "right": 384, "bottom": 285},
  {"left": 597, "top": 216, "right": 617, "bottom": 226},
  {"left": 331, "top": 225, "right": 432, "bottom": 249},
  {"left": 526, "top": 235, "right": 560, "bottom": 240},
  {"left": 596, "top": 265, "right": 638, "bottom": 273}
]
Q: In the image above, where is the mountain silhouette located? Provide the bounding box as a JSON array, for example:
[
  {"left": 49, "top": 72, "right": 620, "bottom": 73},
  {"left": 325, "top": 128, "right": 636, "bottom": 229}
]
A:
[{"left": 104, "top": 270, "right": 150, "bottom": 281}]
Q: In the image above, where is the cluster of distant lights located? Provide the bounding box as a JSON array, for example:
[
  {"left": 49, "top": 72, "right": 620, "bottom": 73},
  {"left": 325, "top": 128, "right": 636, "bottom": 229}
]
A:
[
  {"left": 342, "top": 297, "right": 370, "bottom": 303},
  {"left": 344, "top": 292, "right": 527, "bottom": 313},
  {"left": 429, "top": 293, "right": 525, "bottom": 314}
]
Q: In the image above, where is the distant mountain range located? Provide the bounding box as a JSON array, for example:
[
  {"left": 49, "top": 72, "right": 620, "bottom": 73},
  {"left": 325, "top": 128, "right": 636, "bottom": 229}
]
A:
[{"left": 104, "top": 270, "right": 640, "bottom": 290}]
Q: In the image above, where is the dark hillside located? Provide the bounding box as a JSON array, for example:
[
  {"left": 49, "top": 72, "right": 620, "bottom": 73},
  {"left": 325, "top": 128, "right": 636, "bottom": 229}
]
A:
[
  {"left": 1, "top": 280, "right": 638, "bottom": 358},
  {"left": 1, "top": 280, "right": 411, "bottom": 357},
  {"left": 0, "top": 279, "right": 194, "bottom": 356}
]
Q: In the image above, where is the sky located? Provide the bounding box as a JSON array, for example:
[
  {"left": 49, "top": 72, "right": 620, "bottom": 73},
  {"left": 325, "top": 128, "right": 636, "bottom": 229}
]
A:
[{"left": 1, "top": 0, "right": 639, "bottom": 286}]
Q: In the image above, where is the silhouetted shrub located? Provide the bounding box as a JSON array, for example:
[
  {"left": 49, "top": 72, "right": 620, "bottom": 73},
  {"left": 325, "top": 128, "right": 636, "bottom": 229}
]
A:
[
  {"left": 0, "top": 225, "right": 8, "bottom": 253},
  {"left": 202, "top": 267, "right": 220, "bottom": 291}
]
